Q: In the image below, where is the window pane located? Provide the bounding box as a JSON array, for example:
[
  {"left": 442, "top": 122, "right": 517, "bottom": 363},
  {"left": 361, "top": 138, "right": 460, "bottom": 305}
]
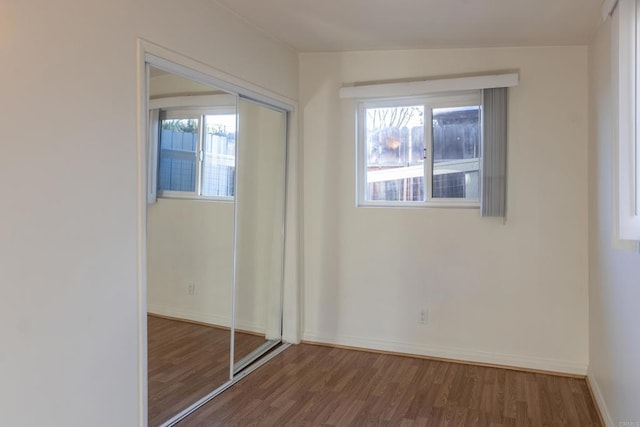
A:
[
  {"left": 202, "top": 114, "right": 236, "bottom": 197},
  {"left": 364, "top": 105, "right": 425, "bottom": 201},
  {"left": 431, "top": 106, "right": 480, "bottom": 199},
  {"left": 158, "top": 118, "right": 198, "bottom": 192}
]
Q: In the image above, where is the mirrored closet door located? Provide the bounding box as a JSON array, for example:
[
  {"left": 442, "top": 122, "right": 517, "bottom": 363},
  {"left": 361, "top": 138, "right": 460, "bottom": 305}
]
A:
[
  {"left": 144, "top": 59, "right": 289, "bottom": 427},
  {"left": 146, "top": 66, "right": 237, "bottom": 426},
  {"left": 233, "top": 99, "right": 287, "bottom": 372}
]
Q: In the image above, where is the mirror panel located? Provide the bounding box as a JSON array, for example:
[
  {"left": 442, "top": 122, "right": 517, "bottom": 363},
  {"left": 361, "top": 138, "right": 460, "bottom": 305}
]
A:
[
  {"left": 146, "top": 66, "right": 235, "bottom": 426},
  {"left": 233, "top": 99, "right": 287, "bottom": 370}
]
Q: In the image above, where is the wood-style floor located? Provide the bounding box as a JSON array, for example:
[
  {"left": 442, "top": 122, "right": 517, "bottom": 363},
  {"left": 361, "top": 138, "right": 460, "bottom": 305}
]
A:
[
  {"left": 147, "top": 315, "right": 266, "bottom": 426},
  {"left": 177, "top": 343, "right": 602, "bottom": 426}
]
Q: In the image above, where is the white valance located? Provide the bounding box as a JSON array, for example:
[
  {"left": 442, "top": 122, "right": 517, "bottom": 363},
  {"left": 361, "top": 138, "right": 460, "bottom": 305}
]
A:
[{"left": 339, "top": 72, "right": 519, "bottom": 99}]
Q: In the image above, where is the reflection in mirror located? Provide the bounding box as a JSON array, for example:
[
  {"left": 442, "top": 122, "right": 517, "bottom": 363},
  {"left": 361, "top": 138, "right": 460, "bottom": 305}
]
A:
[
  {"left": 233, "top": 99, "right": 287, "bottom": 371},
  {"left": 146, "top": 66, "right": 235, "bottom": 426}
]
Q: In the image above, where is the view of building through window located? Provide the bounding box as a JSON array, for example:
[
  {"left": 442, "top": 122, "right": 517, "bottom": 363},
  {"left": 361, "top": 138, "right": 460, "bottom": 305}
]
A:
[
  {"left": 202, "top": 115, "right": 236, "bottom": 197},
  {"left": 158, "top": 114, "right": 236, "bottom": 198},
  {"left": 432, "top": 106, "right": 480, "bottom": 199},
  {"left": 364, "top": 103, "right": 479, "bottom": 202},
  {"left": 158, "top": 118, "right": 199, "bottom": 193}
]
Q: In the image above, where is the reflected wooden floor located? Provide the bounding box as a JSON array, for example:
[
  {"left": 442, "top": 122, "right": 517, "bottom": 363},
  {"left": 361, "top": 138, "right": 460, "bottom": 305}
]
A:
[
  {"left": 177, "top": 343, "right": 602, "bottom": 426},
  {"left": 147, "top": 315, "right": 266, "bottom": 426}
]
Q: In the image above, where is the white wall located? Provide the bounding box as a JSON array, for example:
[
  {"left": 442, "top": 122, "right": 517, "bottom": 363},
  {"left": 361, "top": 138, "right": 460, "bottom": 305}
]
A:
[
  {"left": 0, "top": 1, "right": 298, "bottom": 426},
  {"left": 300, "top": 47, "right": 589, "bottom": 374},
  {"left": 588, "top": 17, "right": 640, "bottom": 425}
]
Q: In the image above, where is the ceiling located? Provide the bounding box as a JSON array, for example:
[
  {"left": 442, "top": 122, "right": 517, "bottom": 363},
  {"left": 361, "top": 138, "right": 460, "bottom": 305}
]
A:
[{"left": 213, "top": 0, "right": 603, "bottom": 52}]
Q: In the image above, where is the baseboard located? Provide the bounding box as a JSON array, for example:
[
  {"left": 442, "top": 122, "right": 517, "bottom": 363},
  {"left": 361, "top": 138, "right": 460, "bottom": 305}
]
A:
[
  {"left": 586, "top": 371, "right": 614, "bottom": 426},
  {"left": 147, "top": 303, "right": 266, "bottom": 334},
  {"left": 302, "top": 332, "right": 588, "bottom": 376}
]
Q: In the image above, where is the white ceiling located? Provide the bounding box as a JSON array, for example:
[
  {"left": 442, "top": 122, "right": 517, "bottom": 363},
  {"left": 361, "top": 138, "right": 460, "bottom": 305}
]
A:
[{"left": 213, "top": 0, "right": 603, "bottom": 52}]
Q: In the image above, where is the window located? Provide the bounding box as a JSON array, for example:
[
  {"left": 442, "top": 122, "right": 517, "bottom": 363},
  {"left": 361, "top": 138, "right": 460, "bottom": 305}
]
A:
[
  {"left": 358, "top": 92, "right": 481, "bottom": 207},
  {"left": 157, "top": 109, "right": 236, "bottom": 200},
  {"left": 611, "top": 0, "right": 640, "bottom": 240}
]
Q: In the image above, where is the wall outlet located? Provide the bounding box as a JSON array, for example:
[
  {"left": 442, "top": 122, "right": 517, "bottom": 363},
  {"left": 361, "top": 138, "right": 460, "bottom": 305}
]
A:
[
  {"left": 419, "top": 307, "right": 428, "bottom": 324},
  {"left": 187, "top": 281, "right": 195, "bottom": 295}
]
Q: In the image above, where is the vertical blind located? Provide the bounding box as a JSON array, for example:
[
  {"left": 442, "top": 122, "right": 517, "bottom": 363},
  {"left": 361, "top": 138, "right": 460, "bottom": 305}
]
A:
[
  {"left": 147, "top": 108, "right": 160, "bottom": 205},
  {"left": 481, "top": 88, "right": 508, "bottom": 217}
]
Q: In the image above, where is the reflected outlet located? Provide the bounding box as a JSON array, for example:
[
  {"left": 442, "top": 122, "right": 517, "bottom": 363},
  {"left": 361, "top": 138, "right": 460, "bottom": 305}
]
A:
[{"left": 419, "top": 307, "right": 428, "bottom": 324}]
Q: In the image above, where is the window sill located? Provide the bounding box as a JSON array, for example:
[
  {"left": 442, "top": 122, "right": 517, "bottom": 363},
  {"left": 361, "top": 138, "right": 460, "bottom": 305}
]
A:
[
  {"left": 158, "top": 192, "right": 234, "bottom": 203},
  {"left": 357, "top": 200, "right": 480, "bottom": 209}
]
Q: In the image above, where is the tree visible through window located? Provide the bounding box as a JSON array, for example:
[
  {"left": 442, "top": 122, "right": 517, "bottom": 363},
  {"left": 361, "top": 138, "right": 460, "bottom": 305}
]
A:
[
  {"left": 360, "top": 93, "right": 480, "bottom": 206},
  {"left": 366, "top": 105, "right": 425, "bottom": 201}
]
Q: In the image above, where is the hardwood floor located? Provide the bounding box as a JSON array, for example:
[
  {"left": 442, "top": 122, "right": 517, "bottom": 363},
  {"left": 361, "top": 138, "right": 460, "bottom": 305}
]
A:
[
  {"left": 177, "top": 343, "right": 602, "bottom": 426},
  {"left": 147, "top": 315, "right": 266, "bottom": 426}
]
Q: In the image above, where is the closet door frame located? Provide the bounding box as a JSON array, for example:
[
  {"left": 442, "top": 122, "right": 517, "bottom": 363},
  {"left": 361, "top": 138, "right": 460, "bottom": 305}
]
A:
[{"left": 137, "top": 40, "right": 297, "bottom": 427}]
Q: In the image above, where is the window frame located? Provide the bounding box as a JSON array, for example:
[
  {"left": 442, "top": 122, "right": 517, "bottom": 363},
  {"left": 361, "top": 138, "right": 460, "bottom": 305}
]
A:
[
  {"left": 633, "top": 0, "right": 640, "bottom": 222},
  {"left": 157, "top": 106, "right": 237, "bottom": 202},
  {"left": 614, "top": 0, "right": 640, "bottom": 241},
  {"left": 356, "top": 90, "right": 482, "bottom": 208}
]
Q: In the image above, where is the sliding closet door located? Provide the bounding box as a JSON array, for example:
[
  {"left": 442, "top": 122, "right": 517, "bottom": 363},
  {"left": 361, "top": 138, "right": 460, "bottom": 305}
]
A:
[
  {"left": 146, "top": 65, "right": 236, "bottom": 426},
  {"left": 233, "top": 98, "right": 287, "bottom": 372}
]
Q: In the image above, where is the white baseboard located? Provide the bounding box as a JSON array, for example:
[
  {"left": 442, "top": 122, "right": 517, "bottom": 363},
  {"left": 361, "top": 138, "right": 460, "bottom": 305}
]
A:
[
  {"left": 302, "top": 331, "right": 588, "bottom": 376},
  {"left": 586, "top": 370, "right": 614, "bottom": 426},
  {"left": 147, "top": 303, "right": 265, "bottom": 334}
]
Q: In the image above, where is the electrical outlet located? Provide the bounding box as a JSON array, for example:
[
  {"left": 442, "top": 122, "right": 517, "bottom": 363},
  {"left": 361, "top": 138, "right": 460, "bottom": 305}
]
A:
[
  {"left": 187, "top": 281, "right": 195, "bottom": 295},
  {"left": 419, "top": 307, "right": 428, "bottom": 324}
]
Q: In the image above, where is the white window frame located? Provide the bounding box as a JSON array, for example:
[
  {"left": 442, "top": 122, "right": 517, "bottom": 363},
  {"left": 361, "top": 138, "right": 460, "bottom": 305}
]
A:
[
  {"left": 357, "top": 91, "right": 482, "bottom": 208},
  {"left": 614, "top": 0, "right": 640, "bottom": 241},
  {"left": 150, "top": 95, "right": 237, "bottom": 202}
]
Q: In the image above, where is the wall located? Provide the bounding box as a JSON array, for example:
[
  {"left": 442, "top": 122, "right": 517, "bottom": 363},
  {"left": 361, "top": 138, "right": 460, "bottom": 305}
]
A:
[
  {"left": 299, "top": 47, "right": 589, "bottom": 374},
  {"left": 588, "top": 17, "right": 640, "bottom": 425},
  {"left": 0, "top": 1, "right": 298, "bottom": 426}
]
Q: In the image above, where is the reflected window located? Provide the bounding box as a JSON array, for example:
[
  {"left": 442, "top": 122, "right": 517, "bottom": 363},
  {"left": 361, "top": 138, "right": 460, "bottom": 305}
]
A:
[
  {"left": 158, "top": 110, "right": 236, "bottom": 199},
  {"left": 158, "top": 117, "right": 199, "bottom": 192},
  {"left": 202, "top": 115, "right": 236, "bottom": 197}
]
